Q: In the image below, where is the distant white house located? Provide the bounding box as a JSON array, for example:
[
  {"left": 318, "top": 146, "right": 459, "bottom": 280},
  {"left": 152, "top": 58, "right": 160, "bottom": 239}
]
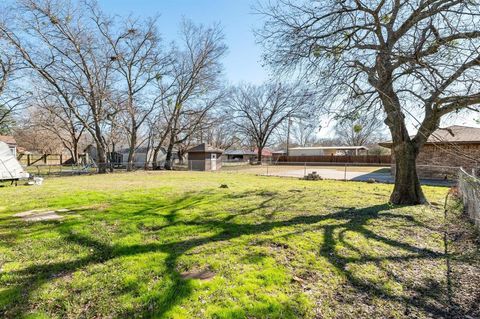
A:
[
  {"left": 83, "top": 144, "right": 183, "bottom": 168},
  {"left": 289, "top": 146, "right": 368, "bottom": 156},
  {"left": 117, "top": 147, "right": 174, "bottom": 167}
]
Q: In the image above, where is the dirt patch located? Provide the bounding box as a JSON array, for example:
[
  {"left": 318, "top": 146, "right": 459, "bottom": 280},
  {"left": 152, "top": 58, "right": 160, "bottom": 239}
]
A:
[
  {"left": 13, "top": 209, "right": 70, "bottom": 221},
  {"left": 180, "top": 269, "right": 215, "bottom": 281},
  {"left": 12, "top": 205, "right": 104, "bottom": 222},
  {"left": 15, "top": 211, "right": 63, "bottom": 221}
]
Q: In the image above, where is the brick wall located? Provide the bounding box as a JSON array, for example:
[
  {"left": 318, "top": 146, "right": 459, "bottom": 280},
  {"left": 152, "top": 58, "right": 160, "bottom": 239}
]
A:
[{"left": 390, "top": 143, "right": 480, "bottom": 179}]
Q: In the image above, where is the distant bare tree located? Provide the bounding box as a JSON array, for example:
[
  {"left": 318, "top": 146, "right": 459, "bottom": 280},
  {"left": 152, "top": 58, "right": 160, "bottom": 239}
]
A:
[
  {"left": 227, "top": 83, "right": 316, "bottom": 163},
  {"left": 0, "top": 38, "right": 27, "bottom": 133},
  {"left": 96, "top": 13, "right": 170, "bottom": 171},
  {"left": 199, "top": 112, "right": 240, "bottom": 150},
  {"left": 1, "top": 0, "right": 115, "bottom": 173},
  {"left": 335, "top": 112, "right": 385, "bottom": 146},
  {"left": 151, "top": 20, "right": 227, "bottom": 170},
  {"left": 29, "top": 92, "right": 87, "bottom": 163},
  {"left": 291, "top": 121, "right": 319, "bottom": 147},
  {"left": 258, "top": 0, "right": 480, "bottom": 204},
  {"left": 14, "top": 121, "right": 65, "bottom": 154}
]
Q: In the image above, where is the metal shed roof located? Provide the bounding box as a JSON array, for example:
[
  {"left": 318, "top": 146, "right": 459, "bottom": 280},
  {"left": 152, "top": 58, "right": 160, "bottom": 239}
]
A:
[{"left": 187, "top": 143, "right": 224, "bottom": 153}]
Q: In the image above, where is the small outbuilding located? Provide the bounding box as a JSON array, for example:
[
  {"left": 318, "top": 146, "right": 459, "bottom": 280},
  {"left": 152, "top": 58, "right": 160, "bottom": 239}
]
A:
[{"left": 187, "top": 143, "right": 223, "bottom": 171}]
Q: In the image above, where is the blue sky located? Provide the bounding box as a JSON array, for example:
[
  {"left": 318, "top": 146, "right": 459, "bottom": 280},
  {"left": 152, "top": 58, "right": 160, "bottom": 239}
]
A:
[
  {"left": 97, "top": 1, "right": 478, "bottom": 131},
  {"left": 98, "top": 0, "right": 268, "bottom": 85}
]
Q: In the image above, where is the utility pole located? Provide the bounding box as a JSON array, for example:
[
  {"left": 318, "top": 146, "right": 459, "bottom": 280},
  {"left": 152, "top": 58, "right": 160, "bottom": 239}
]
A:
[{"left": 286, "top": 116, "right": 292, "bottom": 156}]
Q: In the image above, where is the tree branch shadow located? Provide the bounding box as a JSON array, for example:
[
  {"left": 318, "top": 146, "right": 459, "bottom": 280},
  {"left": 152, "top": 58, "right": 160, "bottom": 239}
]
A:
[{"left": 0, "top": 191, "right": 467, "bottom": 318}]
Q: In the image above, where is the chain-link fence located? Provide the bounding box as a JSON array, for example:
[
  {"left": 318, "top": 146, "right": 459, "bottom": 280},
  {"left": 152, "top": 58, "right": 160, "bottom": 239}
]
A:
[
  {"left": 458, "top": 168, "right": 480, "bottom": 231},
  {"left": 22, "top": 159, "right": 466, "bottom": 188},
  {"left": 222, "top": 161, "right": 392, "bottom": 181},
  {"left": 24, "top": 160, "right": 201, "bottom": 177},
  {"left": 221, "top": 161, "right": 462, "bottom": 186}
]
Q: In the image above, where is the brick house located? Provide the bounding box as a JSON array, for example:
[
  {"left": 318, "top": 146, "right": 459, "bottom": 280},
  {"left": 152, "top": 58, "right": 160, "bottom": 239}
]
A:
[
  {"left": 0, "top": 135, "right": 17, "bottom": 157},
  {"left": 379, "top": 125, "right": 480, "bottom": 179}
]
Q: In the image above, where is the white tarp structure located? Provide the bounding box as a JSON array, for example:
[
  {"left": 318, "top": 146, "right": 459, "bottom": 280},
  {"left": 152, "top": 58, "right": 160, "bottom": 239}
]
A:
[{"left": 0, "top": 141, "right": 29, "bottom": 181}]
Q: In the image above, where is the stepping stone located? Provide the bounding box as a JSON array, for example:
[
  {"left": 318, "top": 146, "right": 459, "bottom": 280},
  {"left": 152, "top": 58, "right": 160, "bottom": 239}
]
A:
[
  {"left": 23, "top": 212, "right": 63, "bottom": 222},
  {"left": 13, "top": 209, "right": 64, "bottom": 221},
  {"left": 13, "top": 210, "right": 43, "bottom": 217}
]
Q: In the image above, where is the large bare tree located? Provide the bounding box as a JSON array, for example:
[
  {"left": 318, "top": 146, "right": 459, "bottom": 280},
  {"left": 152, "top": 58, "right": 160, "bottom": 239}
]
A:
[
  {"left": 0, "top": 39, "right": 28, "bottom": 133},
  {"left": 29, "top": 90, "right": 87, "bottom": 164},
  {"left": 258, "top": 0, "right": 480, "bottom": 204},
  {"left": 96, "top": 13, "right": 170, "bottom": 171},
  {"left": 227, "top": 83, "right": 316, "bottom": 163},
  {"left": 1, "top": 0, "right": 115, "bottom": 173},
  {"left": 151, "top": 20, "right": 227, "bottom": 170}
]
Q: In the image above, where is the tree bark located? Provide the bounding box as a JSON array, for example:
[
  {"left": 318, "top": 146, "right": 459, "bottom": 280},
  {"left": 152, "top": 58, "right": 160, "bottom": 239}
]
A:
[
  {"left": 164, "top": 138, "right": 175, "bottom": 170},
  {"left": 72, "top": 140, "right": 79, "bottom": 165},
  {"left": 256, "top": 147, "right": 263, "bottom": 165},
  {"left": 152, "top": 145, "right": 162, "bottom": 170},
  {"left": 390, "top": 142, "right": 426, "bottom": 205},
  {"left": 177, "top": 150, "right": 184, "bottom": 165},
  {"left": 126, "top": 129, "right": 136, "bottom": 172},
  {"left": 95, "top": 141, "right": 108, "bottom": 174},
  {"left": 94, "top": 121, "right": 108, "bottom": 174}
]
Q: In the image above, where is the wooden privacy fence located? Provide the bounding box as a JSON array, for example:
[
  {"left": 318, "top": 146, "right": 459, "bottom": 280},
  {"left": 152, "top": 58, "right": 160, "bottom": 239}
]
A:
[
  {"left": 17, "top": 154, "right": 69, "bottom": 166},
  {"left": 276, "top": 155, "right": 391, "bottom": 164}
]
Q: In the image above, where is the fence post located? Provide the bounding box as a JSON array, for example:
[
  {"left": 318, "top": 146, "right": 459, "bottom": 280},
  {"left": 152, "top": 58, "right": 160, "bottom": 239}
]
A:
[
  {"left": 266, "top": 161, "right": 269, "bottom": 176},
  {"left": 27, "top": 154, "right": 31, "bottom": 166},
  {"left": 344, "top": 163, "right": 347, "bottom": 181},
  {"left": 304, "top": 162, "right": 307, "bottom": 177}
]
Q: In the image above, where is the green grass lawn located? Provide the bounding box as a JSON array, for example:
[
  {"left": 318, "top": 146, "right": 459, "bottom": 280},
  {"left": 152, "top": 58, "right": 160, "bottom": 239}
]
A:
[{"left": 0, "top": 172, "right": 478, "bottom": 318}]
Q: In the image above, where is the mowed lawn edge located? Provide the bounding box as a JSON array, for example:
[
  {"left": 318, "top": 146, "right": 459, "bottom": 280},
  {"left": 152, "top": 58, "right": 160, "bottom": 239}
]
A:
[{"left": 0, "top": 171, "right": 478, "bottom": 319}]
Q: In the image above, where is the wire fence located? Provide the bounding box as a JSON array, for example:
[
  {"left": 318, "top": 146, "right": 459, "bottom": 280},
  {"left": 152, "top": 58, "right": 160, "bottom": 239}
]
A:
[
  {"left": 222, "top": 161, "right": 392, "bottom": 182},
  {"left": 458, "top": 168, "right": 480, "bottom": 231},
  {"left": 23, "top": 160, "right": 191, "bottom": 177},
  {"left": 22, "top": 160, "right": 468, "bottom": 188}
]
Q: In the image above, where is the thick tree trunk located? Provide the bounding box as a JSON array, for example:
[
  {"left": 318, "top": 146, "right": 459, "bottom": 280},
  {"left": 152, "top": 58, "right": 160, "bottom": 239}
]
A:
[
  {"left": 164, "top": 139, "right": 175, "bottom": 170},
  {"left": 72, "top": 141, "right": 79, "bottom": 165},
  {"left": 256, "top": 147, "right": 263, "bottom": 165},
  {"left": 390, "top": 142, "right": 426, "bottom": 205},
  {"left": 177, "top": 150, "right": 184, "bottom": 165},
  {"left": 126, "top": 130, "right": 137, "bottom": 172},
  {"left": 96, "top": 141, "right": 108, "bottom": 174},
  {"left": 152, "top": 145, "right": 162, "bottom": 170},
  {"left": 94, "top": 122, "right": 108, "bottom": 174}
]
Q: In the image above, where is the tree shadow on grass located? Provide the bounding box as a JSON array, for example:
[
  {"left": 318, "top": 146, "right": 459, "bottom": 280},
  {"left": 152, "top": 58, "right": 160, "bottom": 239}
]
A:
[{"left": 0, "top": 190, "right": 465, "bottom": 318}]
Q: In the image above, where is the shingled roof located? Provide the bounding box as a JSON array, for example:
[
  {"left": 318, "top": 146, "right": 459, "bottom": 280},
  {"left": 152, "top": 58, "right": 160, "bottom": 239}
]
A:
[
  {"left": 0, "top": 135, "right": 16, "bottom": 145},
  {"left": 187, "top": 143, "right": 224, "bottom": 153},
  {"left": 379, "top": 125, "right": 480, "bottom": 147}
]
